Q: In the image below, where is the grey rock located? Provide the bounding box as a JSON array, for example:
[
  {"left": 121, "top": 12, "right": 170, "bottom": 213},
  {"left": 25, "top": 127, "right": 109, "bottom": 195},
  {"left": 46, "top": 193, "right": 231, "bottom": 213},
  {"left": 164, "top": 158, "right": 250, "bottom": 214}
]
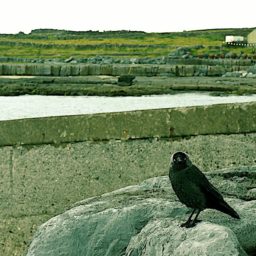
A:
[
  {"left": 130, "top": 58, "right": 139, "bottom": 64},
  {"left": 247, "top": 65, "right": 256, "bottom": 74},
  {"left": 193, "top": 44, "right": 205, "bottom": 49},
  {"left": 247, "top": 188, "right": 256, "bottom": 200},
  {"left": 168, "top": 47, "right": 191, "bottom": 59},
  {"left": 64, "top": 56, "right": 74, "bottom": 63},
  {"left": 126, "top": 220, "right": 247, "bottom": 256},
  {"left": 117, "top": 75, "right": 136, "bottom": 86},
  {"left": 246, "top": 72, "right": 256, "bottom": 78},
  {"left": 181, "top": 53, "right": 191, "bottom": 59},
  {"left": 205, "top": 166, "right": 256, "bottom": 201},
  {"left": 225, "top": 52, "right": 237, "bottom": 59},
  {"left": 26, "top": 168, "right": 256, "bottom": 256},
  {"left": 222, "top": 71, "right": 248, "bottom": 78},
  {"left": 87, "top": 56, "right": 104, "bottom": 64},
  {"left": 102, "top": 57, "right": 115, "bottom": 64},
  {"left": 120, "top": 59, "right": 131, "bottom": 64},
  {"left": 222, "top": 72, "right": 239, "bottom": 78}
]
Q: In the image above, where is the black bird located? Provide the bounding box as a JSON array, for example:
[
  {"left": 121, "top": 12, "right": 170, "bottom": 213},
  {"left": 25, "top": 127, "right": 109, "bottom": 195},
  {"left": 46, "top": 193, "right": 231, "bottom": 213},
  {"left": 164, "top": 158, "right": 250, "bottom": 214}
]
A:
[{"left": 169, "top": 151, "right": 240, "bottom": 228}]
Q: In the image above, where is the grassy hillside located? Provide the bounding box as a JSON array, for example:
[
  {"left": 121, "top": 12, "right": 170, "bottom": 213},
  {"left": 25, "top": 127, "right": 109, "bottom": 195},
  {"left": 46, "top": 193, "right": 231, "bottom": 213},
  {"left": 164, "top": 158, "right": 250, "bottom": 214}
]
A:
[{"left": 0, "top": 28, "right": 255, "bottom": 60}]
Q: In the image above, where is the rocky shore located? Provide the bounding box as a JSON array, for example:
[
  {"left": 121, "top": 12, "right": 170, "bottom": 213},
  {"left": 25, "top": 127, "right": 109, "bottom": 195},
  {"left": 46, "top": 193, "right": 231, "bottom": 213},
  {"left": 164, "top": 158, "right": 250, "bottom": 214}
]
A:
[
  {"left": 1, "top": 74, "right": 256, "bottom": 96},
  {"left": 26, "top": 167, "right": 256, "bottom": 256},
  {"left": 0, "top": 62, "right": 256, "bottom": 96}
]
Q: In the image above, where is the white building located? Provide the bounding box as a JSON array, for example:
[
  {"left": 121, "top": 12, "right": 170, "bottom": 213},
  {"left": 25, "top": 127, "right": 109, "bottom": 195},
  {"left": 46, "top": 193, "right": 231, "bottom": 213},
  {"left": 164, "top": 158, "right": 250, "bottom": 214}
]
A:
[{"left": 225, "top": 35, "right": 244, "bottom": 43}]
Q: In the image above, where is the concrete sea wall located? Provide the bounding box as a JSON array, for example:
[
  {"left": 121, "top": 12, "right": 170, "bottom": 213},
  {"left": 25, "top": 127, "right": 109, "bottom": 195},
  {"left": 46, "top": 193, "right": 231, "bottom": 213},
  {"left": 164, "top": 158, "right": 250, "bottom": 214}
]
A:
[
  {"left": 0, "top": 63, "right": 252, "bottom": 77},
  {"left": 0, "top": 102, "right": 256, "bottom": 255},
  {"left": 1, "top": 102, "right": 255, "bottom": 146}
]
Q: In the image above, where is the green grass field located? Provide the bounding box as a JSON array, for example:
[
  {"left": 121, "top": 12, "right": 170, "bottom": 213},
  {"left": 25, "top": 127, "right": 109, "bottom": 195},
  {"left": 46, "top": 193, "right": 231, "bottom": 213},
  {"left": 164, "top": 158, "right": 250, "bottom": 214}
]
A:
[{"left": 0, "top": 28, "right": 255, "bottom": 59}]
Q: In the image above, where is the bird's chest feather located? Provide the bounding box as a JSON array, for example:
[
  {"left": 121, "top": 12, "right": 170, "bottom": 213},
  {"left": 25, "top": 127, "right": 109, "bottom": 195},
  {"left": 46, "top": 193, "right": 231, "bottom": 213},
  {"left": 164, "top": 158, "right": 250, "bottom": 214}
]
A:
[{"left": 170, "top": 169, "right": 205, "bottom": 209}]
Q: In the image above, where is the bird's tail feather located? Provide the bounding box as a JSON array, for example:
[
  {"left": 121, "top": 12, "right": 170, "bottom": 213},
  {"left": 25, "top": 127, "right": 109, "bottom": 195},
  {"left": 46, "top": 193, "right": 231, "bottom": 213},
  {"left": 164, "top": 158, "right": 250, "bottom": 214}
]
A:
[{"left": 214, "top": 200, "right": 240, "bottom": 219}]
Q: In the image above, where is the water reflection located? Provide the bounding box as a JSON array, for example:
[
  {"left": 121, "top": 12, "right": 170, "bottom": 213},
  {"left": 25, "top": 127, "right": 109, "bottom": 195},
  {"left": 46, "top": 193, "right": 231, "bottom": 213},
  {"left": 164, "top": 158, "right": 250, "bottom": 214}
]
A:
[{"left": 0, "top": 93, "right": 256, "bottom": 121}]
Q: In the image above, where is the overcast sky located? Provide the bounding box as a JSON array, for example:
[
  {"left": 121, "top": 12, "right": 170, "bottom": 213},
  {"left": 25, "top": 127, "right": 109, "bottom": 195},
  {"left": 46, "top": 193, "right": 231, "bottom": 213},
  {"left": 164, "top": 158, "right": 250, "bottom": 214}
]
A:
[{"left": 1, "top": 0, "right": 255, "bottom": 34}]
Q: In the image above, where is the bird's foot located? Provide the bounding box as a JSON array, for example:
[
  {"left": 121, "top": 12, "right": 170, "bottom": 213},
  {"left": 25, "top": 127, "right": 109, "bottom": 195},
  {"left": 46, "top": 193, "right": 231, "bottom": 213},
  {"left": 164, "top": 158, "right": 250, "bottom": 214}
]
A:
[
  {"left": 180, "top": 221, "right": 193, "bottom": 228},
  {"left": 181, "top": 222, "right": 195, "bottom": 228},
  {"left": 180, "top": 219, "right": 201, "bottom": 228}
]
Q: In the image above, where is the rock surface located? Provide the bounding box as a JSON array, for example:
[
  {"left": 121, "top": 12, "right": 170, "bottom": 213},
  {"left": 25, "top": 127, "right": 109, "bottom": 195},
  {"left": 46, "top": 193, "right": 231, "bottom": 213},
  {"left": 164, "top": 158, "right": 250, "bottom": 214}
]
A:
[
  {"left": 126, "top": 220, "right": 247, "bottom": 256},
  {"left": 117, "top": 75, "right": 136, "bottom": 86},
  {"left": 26, "top": 167, "right": 256, "bottom": 256}
]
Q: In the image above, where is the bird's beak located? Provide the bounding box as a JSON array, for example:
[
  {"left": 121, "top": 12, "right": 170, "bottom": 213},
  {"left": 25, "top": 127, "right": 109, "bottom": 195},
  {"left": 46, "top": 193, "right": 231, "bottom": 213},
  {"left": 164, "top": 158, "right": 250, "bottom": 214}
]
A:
[{"left": 176, "top": 156, "right": 183, "bottom": 163}]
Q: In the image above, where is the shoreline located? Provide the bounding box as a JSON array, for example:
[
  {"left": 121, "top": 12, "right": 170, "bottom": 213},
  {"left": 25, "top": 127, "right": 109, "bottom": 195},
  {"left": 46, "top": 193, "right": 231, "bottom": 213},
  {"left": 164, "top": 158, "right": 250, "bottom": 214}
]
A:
[{"left": 0, "top": 76, "right": 256, "bottom": 96}]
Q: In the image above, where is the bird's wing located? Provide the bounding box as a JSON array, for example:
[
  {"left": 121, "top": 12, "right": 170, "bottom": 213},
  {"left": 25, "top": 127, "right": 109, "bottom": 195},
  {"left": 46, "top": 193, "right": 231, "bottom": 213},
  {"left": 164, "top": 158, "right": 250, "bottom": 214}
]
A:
[
  {"left": 188, "top": 165, "right": 224, "bottom": 202},
  {"left": 187, "top": 165, "right": 240, "bottom": 218}
]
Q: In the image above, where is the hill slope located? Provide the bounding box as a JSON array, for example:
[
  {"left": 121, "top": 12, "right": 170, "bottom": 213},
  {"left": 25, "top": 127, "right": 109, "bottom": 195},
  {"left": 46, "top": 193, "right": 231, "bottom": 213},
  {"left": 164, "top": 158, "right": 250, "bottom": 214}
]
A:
[{"left": 0, "top": 28, "right": 255, "bottom": 60}]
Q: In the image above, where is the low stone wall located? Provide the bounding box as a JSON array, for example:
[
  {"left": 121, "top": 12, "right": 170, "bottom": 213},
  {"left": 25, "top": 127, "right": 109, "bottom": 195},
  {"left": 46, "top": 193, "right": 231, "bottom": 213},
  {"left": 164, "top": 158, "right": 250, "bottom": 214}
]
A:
[
  {"left": 0, "top": 63, "right": 252, "bottom": 77},
  {"left": 0, "top": 102, "right": 255, "bottom": 255},
  {"left": 0, "top": 102, "right": 255, "bottom": 146}
]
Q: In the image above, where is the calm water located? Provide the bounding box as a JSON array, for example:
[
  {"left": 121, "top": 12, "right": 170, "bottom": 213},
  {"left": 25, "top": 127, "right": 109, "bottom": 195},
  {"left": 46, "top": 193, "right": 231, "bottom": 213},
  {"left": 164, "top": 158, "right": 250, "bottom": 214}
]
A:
[{"left": 0, "top": 93, "right": 256, "bottom": 121}]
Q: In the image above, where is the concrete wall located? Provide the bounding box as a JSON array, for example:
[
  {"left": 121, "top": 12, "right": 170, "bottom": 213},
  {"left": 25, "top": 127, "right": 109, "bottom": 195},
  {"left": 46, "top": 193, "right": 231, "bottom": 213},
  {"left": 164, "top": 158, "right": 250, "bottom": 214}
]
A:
[
  {"left": 0, "top": 102, "right": 255, "bottom": 146},
  {"left": 0, "top": 102, "right": 256, "bottom": 255},
  {"left": 0, "top": 63, "right": 252, "bottom": 77}
]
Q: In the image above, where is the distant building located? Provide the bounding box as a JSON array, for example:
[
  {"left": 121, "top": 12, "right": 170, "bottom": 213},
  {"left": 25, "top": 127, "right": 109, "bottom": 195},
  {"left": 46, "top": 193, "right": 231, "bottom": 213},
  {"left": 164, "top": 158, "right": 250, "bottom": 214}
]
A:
[
  {"left": 247, "top": 29, "right": 256, "bottom": 44},
  {"left": 225, "top": 35, "right": 244, "bottom": 43}
]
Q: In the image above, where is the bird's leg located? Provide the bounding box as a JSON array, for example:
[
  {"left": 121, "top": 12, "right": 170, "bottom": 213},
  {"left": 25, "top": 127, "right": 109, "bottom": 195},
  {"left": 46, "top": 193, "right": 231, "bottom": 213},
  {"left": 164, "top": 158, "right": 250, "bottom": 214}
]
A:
[
  {"left": 192, "top": 209, "right": 201, "bottom": 223},
  {"left": 180, "top": 209, "right": 196, "bottom": 227},
  {"left": 186, "top": 210, "right": 202, "bottom": 228},
  {"left": 182, "top": 209, "right": 202, "bottom": 228}
]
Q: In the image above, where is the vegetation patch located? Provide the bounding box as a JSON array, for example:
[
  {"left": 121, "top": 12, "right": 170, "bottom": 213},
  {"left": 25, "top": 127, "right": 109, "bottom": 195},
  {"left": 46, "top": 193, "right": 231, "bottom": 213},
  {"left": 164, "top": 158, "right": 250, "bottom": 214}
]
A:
[{"left": 0, "top": 28, "right": 255, "bottom": 60}]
